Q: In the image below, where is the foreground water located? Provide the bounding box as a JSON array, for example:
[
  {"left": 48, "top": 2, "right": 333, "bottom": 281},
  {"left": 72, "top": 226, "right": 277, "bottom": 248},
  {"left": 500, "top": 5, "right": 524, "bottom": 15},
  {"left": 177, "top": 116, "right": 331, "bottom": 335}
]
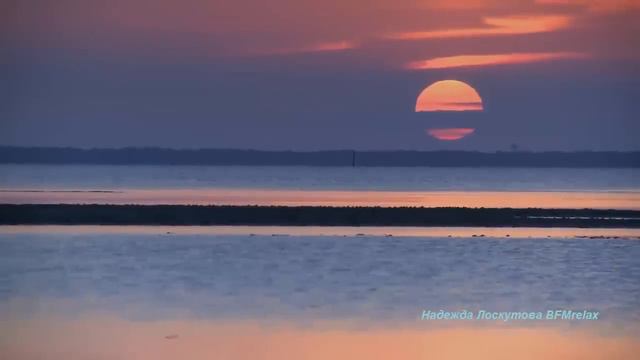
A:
[
  {"left": 1, "top": 228, "right": 639, "bottom": 323},
  {"left": 1, "top": 226, "right": 639, "bottom": 359}
]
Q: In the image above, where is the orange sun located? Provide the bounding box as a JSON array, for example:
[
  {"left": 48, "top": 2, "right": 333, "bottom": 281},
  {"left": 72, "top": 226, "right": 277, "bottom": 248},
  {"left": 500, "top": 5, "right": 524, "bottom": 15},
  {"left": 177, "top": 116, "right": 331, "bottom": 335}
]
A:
[
  {"left": 426, "top": 128, "right": 475, "bottom": 141},
  {"left": 415, "top": 80, "right": 483, "bottom": 141},
  {"left": 415, "top": 80, "right": 483, "bottom": 112}
]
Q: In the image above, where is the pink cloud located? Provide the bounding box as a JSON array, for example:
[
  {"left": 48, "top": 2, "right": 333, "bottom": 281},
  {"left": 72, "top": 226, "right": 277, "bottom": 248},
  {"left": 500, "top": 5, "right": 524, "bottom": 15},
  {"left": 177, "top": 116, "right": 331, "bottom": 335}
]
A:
[
  {"left": 408, "top": 52, "right": 587, "bottom": 69},
  {"left": 387, "top": 15, "right": 572, "bottom": 40}
]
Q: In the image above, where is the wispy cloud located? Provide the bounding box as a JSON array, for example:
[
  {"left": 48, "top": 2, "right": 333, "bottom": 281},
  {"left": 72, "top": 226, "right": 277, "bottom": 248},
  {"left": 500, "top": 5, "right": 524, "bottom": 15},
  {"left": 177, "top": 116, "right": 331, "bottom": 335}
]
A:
[
  {"left": 3, "top": 0, "right": 635, "bottom": 67},
  {"left": 303, "top": 41, "right": 356, "bottom": 52},
  {"left": 259, "top": 41, "right": 357, "bottom": 56},
  {"left": 387, "top": 15, "right": 572, "bottom": 40},
  {"left": 408, "top": 52, "right": 587, "bottom": 69}
]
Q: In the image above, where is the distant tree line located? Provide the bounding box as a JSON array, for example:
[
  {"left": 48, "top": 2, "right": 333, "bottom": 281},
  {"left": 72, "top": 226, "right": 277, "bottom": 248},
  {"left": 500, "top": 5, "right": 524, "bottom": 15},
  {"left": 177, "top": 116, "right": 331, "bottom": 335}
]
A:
[
  {"left": 0, "top": 146, "right": 639, "bottom": 167},
  {"left": 1, "top": 204, "right": 638, "bottom": 227}
]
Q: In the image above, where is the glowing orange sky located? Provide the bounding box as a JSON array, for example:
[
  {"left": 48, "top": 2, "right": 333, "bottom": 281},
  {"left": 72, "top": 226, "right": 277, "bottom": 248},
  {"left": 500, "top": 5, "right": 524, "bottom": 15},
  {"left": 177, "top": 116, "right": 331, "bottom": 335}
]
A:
[
  {"left": 4, "top": 0, "right": 639, "bottom": 64},
  {"left": 415, "top": 80, "right": 483, "bottom": 112},
  {"left": 536, "top": 0, "right": 640, "bottom": 13}
]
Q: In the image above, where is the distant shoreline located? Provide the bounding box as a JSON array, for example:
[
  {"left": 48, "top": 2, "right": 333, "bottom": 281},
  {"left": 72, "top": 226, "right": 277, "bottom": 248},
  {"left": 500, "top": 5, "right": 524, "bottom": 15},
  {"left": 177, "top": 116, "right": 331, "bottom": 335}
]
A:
[
  {"left": 2, "top": 204, "right": 639, "bottom": 228},
  {"left": 1, "top": 147, "right": 639, "bottom": 167}
]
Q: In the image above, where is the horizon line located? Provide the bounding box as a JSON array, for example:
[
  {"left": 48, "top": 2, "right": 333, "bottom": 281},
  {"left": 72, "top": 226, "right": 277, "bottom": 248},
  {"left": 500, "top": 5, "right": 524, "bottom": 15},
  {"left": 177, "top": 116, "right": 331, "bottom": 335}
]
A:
[{"left": 1, "top": 146, "right": 639, "bottom": 154}]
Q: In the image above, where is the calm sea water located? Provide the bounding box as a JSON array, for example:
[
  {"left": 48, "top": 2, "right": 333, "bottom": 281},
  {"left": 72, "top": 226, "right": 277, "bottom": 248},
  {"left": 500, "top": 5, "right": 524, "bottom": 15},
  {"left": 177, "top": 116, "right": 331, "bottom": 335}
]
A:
[
  {"left": 1, "top": 229, "right": 639, "bottom": 327},
  {"left": 1, "top": 164, "right": 639, "bottom": 191},
  {"left": 1, "top": 165, "right": 639, "bottom": 208}
]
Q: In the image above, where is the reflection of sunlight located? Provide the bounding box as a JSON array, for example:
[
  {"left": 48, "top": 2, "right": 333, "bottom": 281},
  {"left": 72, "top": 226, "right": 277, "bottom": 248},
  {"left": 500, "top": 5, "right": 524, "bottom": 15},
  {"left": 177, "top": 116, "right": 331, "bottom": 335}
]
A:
[
  {"left": 2, "top": 188, "right": 640, "bottom": 209},
  {"left": 3, "top": 225, "right": 640, "bottom": 238},
  {"left": 388, "top": 15, "right": 571, "bottom": 40},
  {"left": 408, "top": 52, "right": 585, "bottom": 70},
  {"left": 2, "top": 314, "right": 639, "bottom": 360}
]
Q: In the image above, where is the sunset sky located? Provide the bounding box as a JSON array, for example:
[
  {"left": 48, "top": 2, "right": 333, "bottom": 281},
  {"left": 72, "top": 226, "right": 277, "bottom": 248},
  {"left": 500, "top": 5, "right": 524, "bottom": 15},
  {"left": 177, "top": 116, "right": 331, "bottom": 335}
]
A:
[{"left": 2, "top": 0, "right": 639, "bottom": 150}]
